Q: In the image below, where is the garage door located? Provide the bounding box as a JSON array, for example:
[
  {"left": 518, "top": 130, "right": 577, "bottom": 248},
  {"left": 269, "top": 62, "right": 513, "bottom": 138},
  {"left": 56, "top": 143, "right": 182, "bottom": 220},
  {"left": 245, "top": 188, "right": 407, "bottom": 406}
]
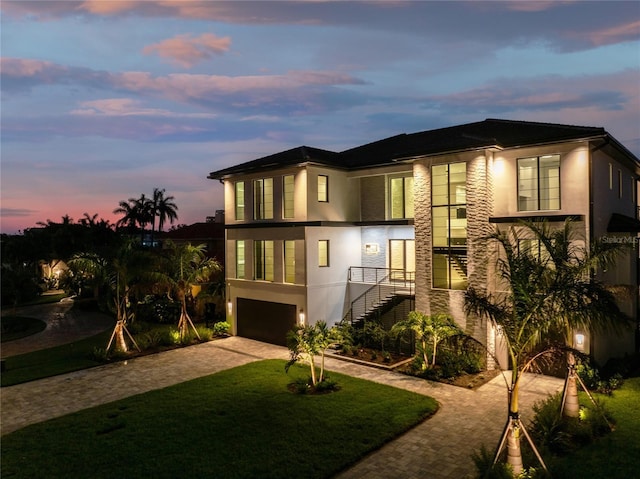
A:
[{"left": 236, "top": 298, "right": 296, "bottom": 346}]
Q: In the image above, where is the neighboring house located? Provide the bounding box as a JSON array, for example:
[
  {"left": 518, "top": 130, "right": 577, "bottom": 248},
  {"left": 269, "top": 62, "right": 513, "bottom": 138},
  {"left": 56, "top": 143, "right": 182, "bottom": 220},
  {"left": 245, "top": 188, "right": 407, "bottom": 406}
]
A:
[
  {"left": 160, "top": 216, "right": 226, "bottom": 265},
  {"left": 208, "top": 119, "right": 639, "bottom": 366}
]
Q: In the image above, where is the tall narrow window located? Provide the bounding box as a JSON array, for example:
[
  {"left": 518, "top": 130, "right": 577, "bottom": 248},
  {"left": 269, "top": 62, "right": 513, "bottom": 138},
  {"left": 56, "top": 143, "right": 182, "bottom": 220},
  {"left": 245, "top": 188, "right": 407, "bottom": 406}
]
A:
[
  {"left": 318, "top": 175, "right": 328, "bottom": 202},
  {"left": 235, "top": 181, "right": 245, "bottom": 220},
  {"left": 609, "top": 164, "right": 613, "bottom": 190},
  {"left": 618, "top": 170, "right": 623, "bottom": 198},
  {"left": 318, "top": 240, "right": 329, "bottom": 267},
  {"left": 283, "top": 175, "right": 295, "bottom": 219},
  {"left": 254, "top": 240, "right": 274, "bottom": 281},
  {"left": 284, "top": 240, "right": 296, "bottom": 283},
  {"left": 432, "top": 162, "right": 467, "bottom": 290},
  {"left": 517, "top": 155, "right": 560, "bottom": 211},
  {"left": 254, "top": 178, "right": 273, "bottom": 219},
  {"left": 390, "top": 176, "right": 414, "bottom": 219},
  {"left": 236, "top": 240, "right": 245, "bottom": 279}
]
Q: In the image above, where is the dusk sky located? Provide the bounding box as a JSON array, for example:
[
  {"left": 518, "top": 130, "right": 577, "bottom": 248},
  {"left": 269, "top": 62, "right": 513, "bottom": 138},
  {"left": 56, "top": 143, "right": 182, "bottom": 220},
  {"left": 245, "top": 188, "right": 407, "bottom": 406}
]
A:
[{"left": 1, "top": 1, "right": 639, "bottom": 234}]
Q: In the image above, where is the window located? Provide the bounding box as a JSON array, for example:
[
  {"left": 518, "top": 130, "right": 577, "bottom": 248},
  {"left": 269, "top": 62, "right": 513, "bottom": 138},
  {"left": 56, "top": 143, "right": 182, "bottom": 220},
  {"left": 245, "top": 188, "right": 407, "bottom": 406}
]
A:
[
  {"left": 254, "top": 240, "right": 274, "bottom": 281},
  {"left": 254, "top": 178, "right": 273, "bottom": 219},
  {"left": 517, "top": 155, "right": 560, "bottom": 211},
  {"left": 318, "top": 175, "right": 328, "bottom": 202},
  {"left": 432, "top": 162, "right": 467, "bottom": 290},
  {"left": 235, "top": 181, "right": 245, "bottom": 220},
  {"left": 236, "top": 240, "right": 245, "bottom": 279},
  {"left": 318, "top": 240, "right": 329, "bottom": 267},
  {"left": 283, "top": 175, "right": 294, "bottom": 219},
  {"left": 619, "top": 170, "right": 623, "bottom": 199},
  {"left": 284, "top": 240, "right": 296, "bottom": 283},
  {"left": 389, "top": 239, "right": 415, "bottom": 281},
  {"left": 609, "top": 164, "right": 613, "bottom": 190},
  {"left": 390, "top": 176, "right": 414, "bottom": 219}
]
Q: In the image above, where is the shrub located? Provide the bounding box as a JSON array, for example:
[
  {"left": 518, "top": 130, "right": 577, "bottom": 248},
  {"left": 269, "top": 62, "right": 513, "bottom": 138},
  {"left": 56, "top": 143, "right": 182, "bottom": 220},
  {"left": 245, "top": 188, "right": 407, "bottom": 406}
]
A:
[
  {"left": 92, "top": 347, "right": 109, "bottom": 362},
  {"left": 195, "top": 326, "right": 214, "bottom": 341},
  {"left": 472, "top": 445, "right": 551, "bottom": 479},
  {"left": 135, "top": 296, "right": 180, "bottom": 324},
  {"left": 212, "top": 321, "right": 230, "bottom": 336}
]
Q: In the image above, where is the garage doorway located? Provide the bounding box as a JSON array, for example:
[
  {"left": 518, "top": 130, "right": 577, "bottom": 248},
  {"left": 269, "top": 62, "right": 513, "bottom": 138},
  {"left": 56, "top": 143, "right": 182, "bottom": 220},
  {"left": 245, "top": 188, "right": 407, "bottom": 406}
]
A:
[{"left": 236, "top": 298, "right": 296, "bottom": 346}]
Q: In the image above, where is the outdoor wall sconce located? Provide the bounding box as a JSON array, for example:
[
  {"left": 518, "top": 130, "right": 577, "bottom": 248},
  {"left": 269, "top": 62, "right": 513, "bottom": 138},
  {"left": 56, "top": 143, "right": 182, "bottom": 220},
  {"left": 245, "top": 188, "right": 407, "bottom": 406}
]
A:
[
  {"left": 298, "top": 309, "right": 305, "bottom": 325},
  {"left": 227, "top": 301, "right": 233, "bottom": 316},
  {"left": 575, "top": 333, "right": 585, "bottom": 350}
]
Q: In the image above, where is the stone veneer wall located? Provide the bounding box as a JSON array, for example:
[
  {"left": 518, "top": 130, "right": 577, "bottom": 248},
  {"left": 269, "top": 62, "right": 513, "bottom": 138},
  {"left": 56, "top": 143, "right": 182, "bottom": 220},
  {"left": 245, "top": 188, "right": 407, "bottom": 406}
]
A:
[{"left": 413, "top": 153, "right": 496, "bottom": 367}]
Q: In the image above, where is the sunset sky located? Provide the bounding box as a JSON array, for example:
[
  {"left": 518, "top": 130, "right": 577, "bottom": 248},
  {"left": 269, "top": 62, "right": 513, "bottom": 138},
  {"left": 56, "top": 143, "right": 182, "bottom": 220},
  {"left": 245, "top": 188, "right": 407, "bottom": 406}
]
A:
[{"left": 1, "top": 1, "right": 639, "bottom": 234}]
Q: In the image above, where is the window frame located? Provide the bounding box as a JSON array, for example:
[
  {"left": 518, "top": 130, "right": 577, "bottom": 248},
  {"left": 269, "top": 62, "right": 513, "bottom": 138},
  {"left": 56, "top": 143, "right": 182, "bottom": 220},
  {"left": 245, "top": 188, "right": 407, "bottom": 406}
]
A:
[
  {"left": 317, "top": 175, "right": 329, "bottom": 202},
  {"left": 284, "top": 240, "right": 296, "bottom": 283},
  {"left": 236, "top": 240, "right": 245, "bottom": 279},
  {"left": 254, "top": 240, "right": 274, "bottom": 281},
  {"left": 517, "top": 155, "right": 561, "bottom": 212},
  {"left": 234, "top": 181, "right": 245, "bottom": 221},
  {"left": 283, "top": 175, "right": 295, "bottom": 219},
  {"left": 253, "top": 178, "right": 274, "bottom": 220},
  {"left": 389, "top": 175, "right": 414, "bottom": 219},
  {"left": 318, "top": 239, "right": 329, "bottom": 267}
]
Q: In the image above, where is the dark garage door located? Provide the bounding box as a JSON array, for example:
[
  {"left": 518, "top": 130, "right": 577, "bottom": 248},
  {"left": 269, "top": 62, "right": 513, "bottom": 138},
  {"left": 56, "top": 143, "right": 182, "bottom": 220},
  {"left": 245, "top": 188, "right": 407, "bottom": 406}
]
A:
[{"left": 236, "top": 298, "right": 296, "bottom": 346}]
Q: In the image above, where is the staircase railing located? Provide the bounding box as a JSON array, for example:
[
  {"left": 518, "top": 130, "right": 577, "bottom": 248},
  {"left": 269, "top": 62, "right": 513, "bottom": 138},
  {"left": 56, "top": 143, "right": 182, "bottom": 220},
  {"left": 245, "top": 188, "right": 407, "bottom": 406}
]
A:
[{"left": 343, "top": 267, "right": 415, "bottom": 325}]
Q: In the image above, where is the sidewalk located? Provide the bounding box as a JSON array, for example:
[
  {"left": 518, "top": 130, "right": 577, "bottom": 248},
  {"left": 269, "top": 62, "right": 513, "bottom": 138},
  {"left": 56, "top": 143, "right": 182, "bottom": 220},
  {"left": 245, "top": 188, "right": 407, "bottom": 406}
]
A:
[{"left": 1, "top": 336, "right": 563, "bottom": 478}]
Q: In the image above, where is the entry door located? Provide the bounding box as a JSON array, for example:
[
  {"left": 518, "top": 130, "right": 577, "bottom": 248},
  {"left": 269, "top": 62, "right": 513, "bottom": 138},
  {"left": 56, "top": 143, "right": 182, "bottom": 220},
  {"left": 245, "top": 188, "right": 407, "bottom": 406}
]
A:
[{"left": 389, "top": 239, "right": 415, "bottom": 280}]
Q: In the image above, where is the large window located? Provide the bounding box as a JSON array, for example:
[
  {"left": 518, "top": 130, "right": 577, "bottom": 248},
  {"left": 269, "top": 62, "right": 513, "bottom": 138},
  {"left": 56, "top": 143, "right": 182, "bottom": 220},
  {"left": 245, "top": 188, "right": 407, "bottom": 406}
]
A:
[
  {"left": 318, "top": 240, "right": 329, "bottom": 267},
  {"left": 254, "top": 178, "right": 273, "bottom": 219},
  {"left": 254, "top": 240, "right": 274, "bottom": 281},
  {"left": 283, "top": 175, "right": 294, "bottom": 219},
  {"left": 284, "top": 240, "right": 296, "bottom": 283},
  {"left": 518, "top": 155, "right": 560, "bottom": 211},
  {"left": 236, "top": 240, "right": 245, "bottom": 279},
  {"left": 390, "top": 176, "right": 414, "bottom": 219},
  {"left": 235, "top": 181, "right": 245, "bottom": 220},
  {"left": 318, "top": 175, "right": 328, "bottom": 202},
  {"left": 389, "top": 239, "right": 415, "bottom": 281},
  {"left": 432, "top": 162, "right": 467, "bottom": 290}
]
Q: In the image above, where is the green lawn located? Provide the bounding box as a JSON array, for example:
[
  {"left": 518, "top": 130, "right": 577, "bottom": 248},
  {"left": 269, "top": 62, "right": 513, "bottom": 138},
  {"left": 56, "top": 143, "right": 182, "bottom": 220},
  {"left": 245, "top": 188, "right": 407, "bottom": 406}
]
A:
[
  {"left": 1, "top": 359, "right": 439, "bottom": 479},
  {"left": 1, "top": 329, "right": 113, "bottom": 387},
  {"left": 0, "top": 316, "right": 47, "bottom": 342},
  {"left": 548, "top": 377, "right": 640, "bottom": 478}
]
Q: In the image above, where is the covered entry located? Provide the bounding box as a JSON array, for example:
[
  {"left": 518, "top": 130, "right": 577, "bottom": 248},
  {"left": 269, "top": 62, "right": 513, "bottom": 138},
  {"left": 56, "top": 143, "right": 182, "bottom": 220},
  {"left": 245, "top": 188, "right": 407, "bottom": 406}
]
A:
[{"left": 236, "top": 298, "right": 297, "bottom": 346}]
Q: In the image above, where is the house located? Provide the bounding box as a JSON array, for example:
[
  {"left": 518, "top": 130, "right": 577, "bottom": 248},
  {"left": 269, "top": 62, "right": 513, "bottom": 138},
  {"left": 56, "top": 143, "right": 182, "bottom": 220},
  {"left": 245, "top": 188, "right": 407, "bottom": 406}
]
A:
[
  {"left": 160, "top": 214, "right": 226, "bottom": 265},
  {"left": 208, "top": 119, "right": 640, "bottom": 366}
]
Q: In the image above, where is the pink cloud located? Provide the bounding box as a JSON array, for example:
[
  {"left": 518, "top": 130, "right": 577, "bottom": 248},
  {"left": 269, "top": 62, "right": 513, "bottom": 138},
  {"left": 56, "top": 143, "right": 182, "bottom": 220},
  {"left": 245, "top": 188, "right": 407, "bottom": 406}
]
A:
[
  {"left": 579, "top": 20, "right": 640, "bottom": 47},
  {"left": 142, "top": 33, "right": 231, "bottom": 68},
  {"left": 69, "top": 98, "right": 217, "bottom": 118}
]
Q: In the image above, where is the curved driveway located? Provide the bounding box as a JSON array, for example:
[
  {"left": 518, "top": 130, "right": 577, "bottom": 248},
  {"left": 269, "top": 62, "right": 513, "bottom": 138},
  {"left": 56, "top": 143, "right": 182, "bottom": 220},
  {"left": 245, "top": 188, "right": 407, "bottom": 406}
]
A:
[{"left": 1, "top": 329, "right": 562, "bottom": 479}]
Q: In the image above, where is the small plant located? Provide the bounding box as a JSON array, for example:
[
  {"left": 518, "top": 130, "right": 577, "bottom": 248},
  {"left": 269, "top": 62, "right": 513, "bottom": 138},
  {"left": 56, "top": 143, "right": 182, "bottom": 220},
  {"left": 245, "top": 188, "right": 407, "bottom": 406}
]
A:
[
  {"left": 195, "top": 326, "right": 214, "bottom": 341},
  {"left": 212, "top": 321, "right": 230, "bottom": 336},
  {"left": 92, "top": 347, "right": 109, "bottom": 362},
  {"left": 291, "top": 377, "right": 311, "bottom": 394}
]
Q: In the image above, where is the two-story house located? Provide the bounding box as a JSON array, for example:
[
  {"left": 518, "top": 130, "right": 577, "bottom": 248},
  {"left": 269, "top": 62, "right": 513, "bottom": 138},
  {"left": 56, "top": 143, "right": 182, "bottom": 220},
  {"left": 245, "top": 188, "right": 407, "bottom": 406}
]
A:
[{"left": 209, "top": 119, "right": 639, "bottom": 366}]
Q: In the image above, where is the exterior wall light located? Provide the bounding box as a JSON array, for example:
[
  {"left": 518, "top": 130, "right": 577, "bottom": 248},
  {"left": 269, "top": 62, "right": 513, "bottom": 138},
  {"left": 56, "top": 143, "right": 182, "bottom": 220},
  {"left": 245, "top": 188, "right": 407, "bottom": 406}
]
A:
[
  {"left": 227, "top": 301, "right": 233, "bottom": 316},
  {"left": 575, "top": 333, "right": 585, "bottom": 350},
  {"left": 298, "top": 309, "right": 305, "bottom": 325}
]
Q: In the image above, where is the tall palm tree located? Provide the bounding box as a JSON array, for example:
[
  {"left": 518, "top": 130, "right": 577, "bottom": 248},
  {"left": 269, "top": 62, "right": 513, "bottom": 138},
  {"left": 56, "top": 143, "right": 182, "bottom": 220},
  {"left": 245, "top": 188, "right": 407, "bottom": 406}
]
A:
[
  {"left": 157, "top": 241, "right": 221, "bottom": 340},
  {"left": 465, "top": 225, "right": 557, "bottom": 475},
  {"left": 114, "top": 195, "right": 153, "bottom": 243},
  {"left": 527, "top": 220, "right": 630, "bottom": 418},
  {"left": 150, "top": 188, "right": 178, "bottom": 246}
]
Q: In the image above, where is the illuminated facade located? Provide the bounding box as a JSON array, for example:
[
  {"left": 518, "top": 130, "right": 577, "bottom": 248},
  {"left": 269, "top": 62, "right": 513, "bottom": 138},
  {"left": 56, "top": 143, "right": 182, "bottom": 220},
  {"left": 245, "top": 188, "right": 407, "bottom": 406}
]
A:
[{"left": 209, "top": 119, "right": 639, "bottom": 365}]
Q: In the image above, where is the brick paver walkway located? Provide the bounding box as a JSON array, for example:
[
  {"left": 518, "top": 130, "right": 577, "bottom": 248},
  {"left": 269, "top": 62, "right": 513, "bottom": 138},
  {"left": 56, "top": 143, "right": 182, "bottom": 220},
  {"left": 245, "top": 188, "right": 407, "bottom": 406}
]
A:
[{"left": 1, "top": 334, "right": 563, "bottom": 478}]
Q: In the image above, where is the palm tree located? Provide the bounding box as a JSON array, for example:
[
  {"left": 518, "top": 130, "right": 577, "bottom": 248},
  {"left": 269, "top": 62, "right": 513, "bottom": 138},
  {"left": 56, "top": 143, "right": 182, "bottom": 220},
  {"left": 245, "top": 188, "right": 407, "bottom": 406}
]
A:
[
  {"left": 465, "top": 225, "right": 557, "bottom": 475},
  {"left": 285, "top": 321, "right": 339, "bottom": 386},
  {"left": 114, "top": 195, "right": 153, "bottom": 243},
  {"left": 69, "top": 240, "right": 150, "bottom": 353},
  {"left": 157, "top": 241, "right": 221, "bottom": 340},
  {"left": 526, "top": 220, "right": 630, "bottom": 418},
  {"left": 150, "top": 188, "right": 178, "bottom": 246},
  {"left": 391, "top": 311, "right": 460, "bottom": 369}
]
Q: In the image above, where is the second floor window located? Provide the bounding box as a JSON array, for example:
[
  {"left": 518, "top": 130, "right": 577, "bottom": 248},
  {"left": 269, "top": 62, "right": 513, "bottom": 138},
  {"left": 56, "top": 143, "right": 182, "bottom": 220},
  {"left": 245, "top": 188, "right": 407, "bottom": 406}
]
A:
[
  {"left": 254, "top": 178, "right": 273, "bottom": 219},
  {"left": 236, "top": 240, "right": 245, "bottom": 279},
  {"left": 318, "top": 175, "right": 328, "bottom": 202},
  {"left": 284, "top": 240, "right": 296, "bottom": 283},
  {"left": 254, "top": 240, "right": 274, "bottom": 281},
  {"left": 318, "top": 240, "right": 329, "bottom": 267},
  {"left": 518, "top": 155, "right": 560, "bottom": 211},
  {"left": 235, "top": 181, "right": 245, "bottom": 220},
  {"left": 283, "top": 175, "right": 294, "bottom": 218},
  {"left": 390, "top": 176, "right": 414, "bottom": 219}
]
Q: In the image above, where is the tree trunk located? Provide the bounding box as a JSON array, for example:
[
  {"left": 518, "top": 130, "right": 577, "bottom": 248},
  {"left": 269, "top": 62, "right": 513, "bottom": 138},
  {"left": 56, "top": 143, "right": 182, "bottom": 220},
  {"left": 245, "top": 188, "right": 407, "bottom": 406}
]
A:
[
  {"left": 562, "top": 352, "right": 580, "bottom": 418},
  {"left": 506, "top": 371, "right": 523, "bottom": 475}
]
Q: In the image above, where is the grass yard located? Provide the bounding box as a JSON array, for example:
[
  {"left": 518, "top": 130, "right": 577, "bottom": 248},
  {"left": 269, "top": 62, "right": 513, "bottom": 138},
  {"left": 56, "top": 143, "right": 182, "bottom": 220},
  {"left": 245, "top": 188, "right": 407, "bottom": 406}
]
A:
[
  {"left": 0, "top": 316, "right": 47, "bottom": 342},
  {"left": 548, "top": 377, "right": 640, "bottom": 478},
  {"left": 1, "top": 329, "right": 113, "bottom": 387},
  {"left": 1, "top": 359, "right": 438, "bottom": 479}
]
